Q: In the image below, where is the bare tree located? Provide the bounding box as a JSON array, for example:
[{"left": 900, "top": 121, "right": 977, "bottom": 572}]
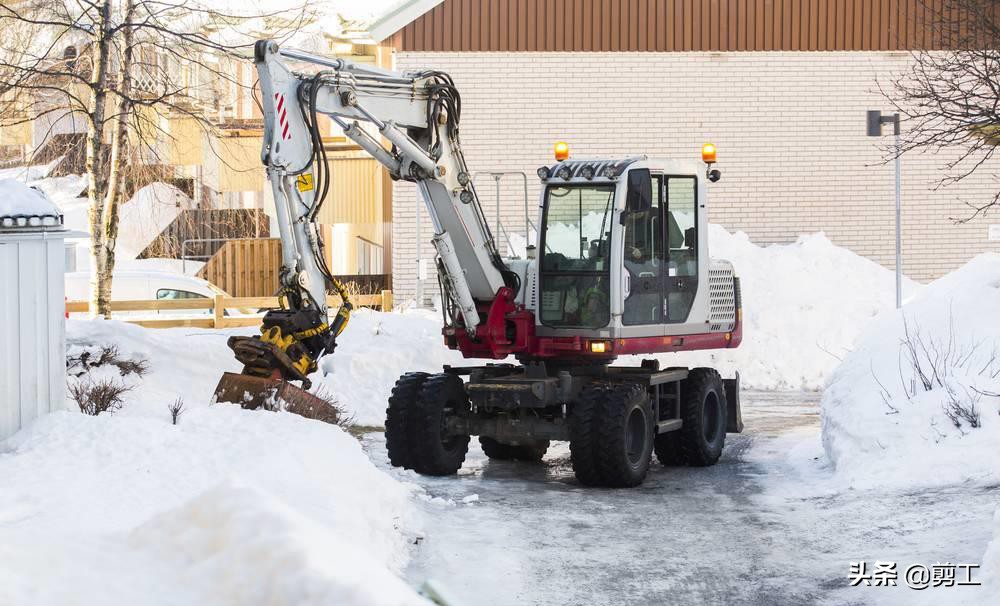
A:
[
  {"left": 0, "top": 0, "right": 310, "bottom": 315},
  {"left": 885, "top": 0, "right": 1000, "bottom": 221}
]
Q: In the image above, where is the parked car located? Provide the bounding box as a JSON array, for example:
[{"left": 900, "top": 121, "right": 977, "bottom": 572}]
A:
[
  {"left": 65, "top": 269, "right": 224, "bottom": 302},
  {"left": 64, "top": 270, "right": 244, "bottom": 318}
]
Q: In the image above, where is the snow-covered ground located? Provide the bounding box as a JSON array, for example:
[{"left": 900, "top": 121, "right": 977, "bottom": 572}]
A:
[
  {"left": 822, "top": 253, "right": 1000, "bottom": 491},
  {"left": 314, "top": 310, "right": 467, "bottom": 425},
  {"left": 0, "top": 319, "right": 429, "bottom": 606},
  {"left": 816, "top": 253, "right": 1000, "bottom": 603},
  {"left": 6, "top": 163, "right": 995, "bottom": 601}
]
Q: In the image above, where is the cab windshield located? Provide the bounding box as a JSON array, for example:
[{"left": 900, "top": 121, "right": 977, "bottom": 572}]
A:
[{"left": 539, "top": 184, "right": 616, "bottom": 328}]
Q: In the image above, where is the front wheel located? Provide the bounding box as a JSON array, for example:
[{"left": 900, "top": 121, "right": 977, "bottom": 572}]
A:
[
  {"left": 408, "top": 373, "right": 471, "bottom": 476},
  {"left": 570, "top": 382, "right": 654, "bottom": 487},
  {"left": 385, "top": 372, "right": 430, "bottom": 469}
]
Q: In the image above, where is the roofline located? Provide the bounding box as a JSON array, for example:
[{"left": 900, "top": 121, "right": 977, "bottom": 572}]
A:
[{"left": 368, "top": 0, "right": 444, "bottom": 44}]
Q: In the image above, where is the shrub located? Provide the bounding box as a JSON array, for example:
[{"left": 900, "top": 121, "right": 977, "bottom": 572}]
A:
[
  {"left": 67, "top": 344, "right": 148, "bottom": 378},
  {"left": 69, "top": 378, "right": 132, "bottom": 416}
]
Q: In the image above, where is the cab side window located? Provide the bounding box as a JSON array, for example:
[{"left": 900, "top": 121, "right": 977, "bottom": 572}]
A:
[
  {"left": 622, "top": 176, "right": 662, "bottom": 325},
  {"left": 666, "top": 177, "right": 697, "bottom": 278},
  {"left": 665, "top": 176, "right": 698, "bottom": 322}
]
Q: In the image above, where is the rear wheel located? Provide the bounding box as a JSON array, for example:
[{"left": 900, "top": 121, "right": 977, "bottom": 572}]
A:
[
  {"left": 409, "top": 373, "right": 471, "bottom": 476},
  {"left": 658, "top": 368, "right": 727, "bottom": 467},
  {"left": 385, "top": 372, "right": 429, "bottom": 469},
  {"left": 480, "top": 437, "right": 550, "bottom": 462}
]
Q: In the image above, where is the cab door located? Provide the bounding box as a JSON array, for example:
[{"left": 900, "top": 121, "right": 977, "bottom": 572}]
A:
[
  {"left": 663, "top": 176, "right": 699, "bottom": 323},
  {"left": 621, "top": 173, "right": 663, "bottom": 326}
]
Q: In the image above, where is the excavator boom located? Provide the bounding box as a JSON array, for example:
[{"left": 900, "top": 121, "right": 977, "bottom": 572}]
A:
[{"left": 215, "top": 40, "right": 515, "bottom": 406}]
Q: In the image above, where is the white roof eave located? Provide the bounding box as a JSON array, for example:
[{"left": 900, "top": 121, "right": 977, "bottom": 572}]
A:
[{"left": 367, "top": 0, "right": 445, "bottom": 43}]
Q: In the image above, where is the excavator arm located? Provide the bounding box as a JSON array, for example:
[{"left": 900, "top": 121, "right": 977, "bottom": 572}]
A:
[
  {"left": 217, "top": 41, "right": 517, "bottom": 401},
  {"left": 257, "top": 40, "right": 514, "bottom": 329}
]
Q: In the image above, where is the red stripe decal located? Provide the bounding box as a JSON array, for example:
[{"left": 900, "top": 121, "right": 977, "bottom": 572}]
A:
[
  {"left": 276, "top": 95, "right": 284, "bottom": 113},
  {"left": 282, "top": 123, "right": 290, "bottom": 139}
]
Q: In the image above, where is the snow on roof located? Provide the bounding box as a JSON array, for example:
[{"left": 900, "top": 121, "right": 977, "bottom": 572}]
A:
[{"left": 0, "top": 179, "right": 64, "bottom": 229}]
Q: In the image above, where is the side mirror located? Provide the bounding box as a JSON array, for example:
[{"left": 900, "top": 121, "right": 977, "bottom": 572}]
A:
[{"left": 625, "top": 168, "right": 652, "bottom": 214}]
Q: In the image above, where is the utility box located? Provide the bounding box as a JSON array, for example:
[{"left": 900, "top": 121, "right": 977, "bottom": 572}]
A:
[{"left": 0, "top": 180, "right": 68, "bottom": 441}]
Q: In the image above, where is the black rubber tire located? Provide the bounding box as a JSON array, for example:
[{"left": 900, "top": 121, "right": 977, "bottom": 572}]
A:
[
  {"left": 385, "top": 372, "right": 430, "bottom": 469},
  {"left": 513, "top": 440, "right": 550, "bottom": 462},
  {"left": 568, "top": 383, "right": 608, "bottom": 486},
  {"left": 653, "top": 431, "right": 684, "bottom": 466},
  {"left": 410, "top": 373, "right": 471, "bottom": 476},
  {"left": 661, "top": 367, "right": 727, "bottom": 467},
  {"left": 594, "top": 383, "right": 655, "bottom": 487},
  {"left": 479, "top": 436, "right": 517, "bottom": 460},
  {"left": 479, "top": 437, "right": 550, "bottom": 462}
]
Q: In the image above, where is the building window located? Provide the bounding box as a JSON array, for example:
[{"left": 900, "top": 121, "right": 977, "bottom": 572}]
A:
[{"left": 356, "top": 238, "right": 383, "bottom": 275}]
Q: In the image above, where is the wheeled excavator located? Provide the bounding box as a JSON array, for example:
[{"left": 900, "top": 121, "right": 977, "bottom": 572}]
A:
[{"left": 214, "top": 40, "right": 744, "bottom": 488}]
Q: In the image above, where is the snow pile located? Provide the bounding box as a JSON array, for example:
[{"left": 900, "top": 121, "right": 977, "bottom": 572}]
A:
[
  {"left": 821, "top": 253, "right": 1000, "bottom": 490},
  {"left": 61, "top": 307, "right": 461, "bottom": 427},
  {"left": 314, "top": 309, "right": 467, "bottom": 426},
  {"left": 632, "top": 225, "right": 918, "bottom": 390},
  {"left": 133, "top": 481, "right": 425, "bottom": 606},
  {"left": 0, "top": 319, "right": 428, "bottom": 606},
  {"left": 514, "top": 223, "right": 911, "bottom": 390},
  {"left": 982, "top": 510, "right": 1000, "bottom": 601},
  {"left": 0, "top": 178, "right": 61, "bottom": 219}
]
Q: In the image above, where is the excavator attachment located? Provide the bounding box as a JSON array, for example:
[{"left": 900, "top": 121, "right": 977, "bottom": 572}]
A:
[
  {"left": 212, "top": 371, "right": 328, "bottom": 411},
  {"left": 213, "top": 294, "right": 351, "bottom": 412}
]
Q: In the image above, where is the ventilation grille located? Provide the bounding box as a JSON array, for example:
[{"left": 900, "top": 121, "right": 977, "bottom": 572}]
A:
[
  {"left": 708, "top": 266, "right": 737, "bottom": 332},
  {"left": 526, "top": 269, "right": 539, "bottom": 310}
]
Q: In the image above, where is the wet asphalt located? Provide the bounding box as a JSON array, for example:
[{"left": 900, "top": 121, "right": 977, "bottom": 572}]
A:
[{"left": 363, "top": 393, "right": 996, "bottom": 606}]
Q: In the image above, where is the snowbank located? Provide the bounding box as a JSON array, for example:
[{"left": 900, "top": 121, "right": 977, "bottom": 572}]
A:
[
  {"left": 982, "top": 510, "right": 1000, "bottom": 602},
  {"left": 0, "top": 178, "right": 61, "bottom": 219},
  {"left": 314, "top": 309, "right": 467, "bottom": 426},
  {"left": 627, "top": 225, "right": 918, "bottom": 390},
  {"left": 0, "top": 319, "right": 428, "bottom": 606},
  {"left": 822, "top": 253, "right": 1000, "bottom": 490}
]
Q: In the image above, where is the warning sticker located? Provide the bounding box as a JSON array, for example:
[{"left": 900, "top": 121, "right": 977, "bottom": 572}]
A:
[{"left": 296, "top": 173, "right": 314, "bottom": 192}]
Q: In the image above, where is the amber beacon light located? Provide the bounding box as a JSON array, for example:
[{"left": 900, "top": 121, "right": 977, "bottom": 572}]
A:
[
  {"left": 554, "top": 141, "right": 570, "bottom": 161},
  {"left": 701, "top": 142, "right": 717, "bottom": 164}
]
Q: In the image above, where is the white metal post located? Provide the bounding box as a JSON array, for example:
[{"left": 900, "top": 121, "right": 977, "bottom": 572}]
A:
[{"left": 866, "top": 110, "right": 904, "bottom": 309}]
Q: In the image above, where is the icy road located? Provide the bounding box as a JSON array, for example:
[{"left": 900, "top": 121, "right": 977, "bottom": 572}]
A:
[{"left": 365, "top": 392, "right": 995, "bottom": 606}]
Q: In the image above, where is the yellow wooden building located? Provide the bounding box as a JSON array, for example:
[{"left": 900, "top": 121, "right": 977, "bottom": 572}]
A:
[{"left": 0, "top": 22, "right": 396, "bottom": 290}]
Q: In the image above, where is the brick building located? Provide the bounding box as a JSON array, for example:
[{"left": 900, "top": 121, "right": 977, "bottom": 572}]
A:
[{"left": 368, "top": 0, "right": 1000, "bottom": 303}]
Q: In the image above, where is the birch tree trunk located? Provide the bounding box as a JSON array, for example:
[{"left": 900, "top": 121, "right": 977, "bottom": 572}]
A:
[
  {"left": 98, "top": 0, "right": 136, "bottom": 314},
  {"left": 86, "top": 0, "right": 114, "bottom": 318}
]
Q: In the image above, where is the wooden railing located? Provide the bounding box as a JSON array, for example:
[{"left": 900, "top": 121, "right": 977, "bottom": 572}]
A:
[{"left": 66, "top": 291, "right": 393, "bottom": 330}]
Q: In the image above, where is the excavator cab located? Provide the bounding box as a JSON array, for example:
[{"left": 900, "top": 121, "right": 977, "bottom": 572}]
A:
[{"left": 527, "top": 153, "right": 737, "bottom": 356}]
